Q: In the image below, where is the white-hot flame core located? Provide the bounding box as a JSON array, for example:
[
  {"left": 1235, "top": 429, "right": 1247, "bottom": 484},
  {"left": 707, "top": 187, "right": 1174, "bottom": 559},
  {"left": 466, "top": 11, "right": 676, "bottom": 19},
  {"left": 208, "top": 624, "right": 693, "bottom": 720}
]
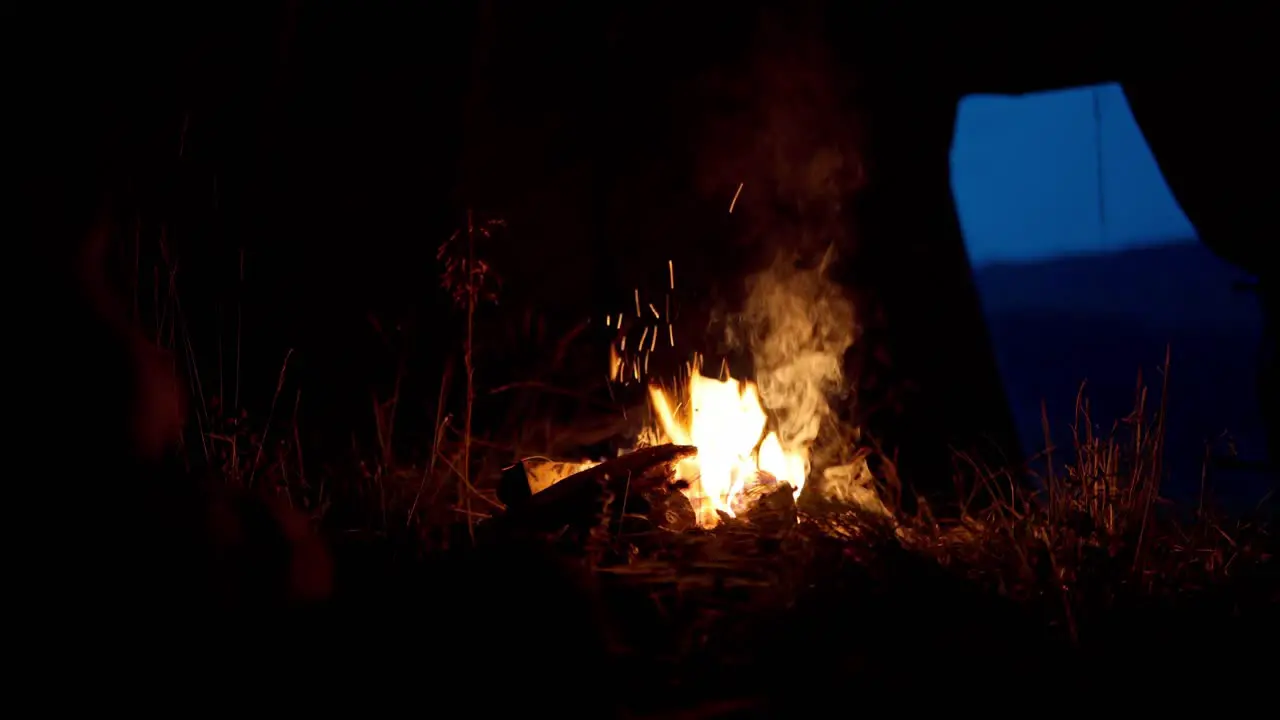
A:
[{"left": 648, "top": 369, "right": 808, "bottom": 528}]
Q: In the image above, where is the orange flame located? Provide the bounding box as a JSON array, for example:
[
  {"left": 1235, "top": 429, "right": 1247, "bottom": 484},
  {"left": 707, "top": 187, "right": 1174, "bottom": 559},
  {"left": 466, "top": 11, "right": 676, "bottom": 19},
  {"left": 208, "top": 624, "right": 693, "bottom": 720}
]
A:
[{"left": 646, "top": 362, "right": 808, "bottom": 527}]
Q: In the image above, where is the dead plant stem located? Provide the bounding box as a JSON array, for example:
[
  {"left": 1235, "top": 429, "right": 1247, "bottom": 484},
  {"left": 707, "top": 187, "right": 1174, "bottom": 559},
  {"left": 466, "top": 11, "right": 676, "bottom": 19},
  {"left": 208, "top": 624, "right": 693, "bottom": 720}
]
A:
[
  {"left": 248, "top": 348, "right": 294, "bottom": 488},
  {"left": 464, "top": 208, "right": 477, "bottom": 544}
]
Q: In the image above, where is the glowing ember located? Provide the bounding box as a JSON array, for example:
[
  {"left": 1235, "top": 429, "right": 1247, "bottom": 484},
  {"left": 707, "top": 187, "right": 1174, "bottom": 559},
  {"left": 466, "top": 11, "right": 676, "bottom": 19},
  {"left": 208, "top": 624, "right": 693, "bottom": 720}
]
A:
[{"left": 645, "top": 360, "right": 808, "bottom": 528}]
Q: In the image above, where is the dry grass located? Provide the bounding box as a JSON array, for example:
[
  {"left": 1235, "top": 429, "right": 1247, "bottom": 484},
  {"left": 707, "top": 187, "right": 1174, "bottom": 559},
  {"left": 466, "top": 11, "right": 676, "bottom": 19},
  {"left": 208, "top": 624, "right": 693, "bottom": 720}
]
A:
[{"left": 897, "top": 348, "right": 1273, "bottom": 644}]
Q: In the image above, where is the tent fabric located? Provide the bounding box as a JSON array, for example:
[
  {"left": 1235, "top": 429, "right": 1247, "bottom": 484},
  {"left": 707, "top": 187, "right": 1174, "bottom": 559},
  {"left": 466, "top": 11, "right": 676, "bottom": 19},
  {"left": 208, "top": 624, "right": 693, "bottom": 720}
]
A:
[{"left": 951, "top": 84, "right": 1195, "bottom": 267}]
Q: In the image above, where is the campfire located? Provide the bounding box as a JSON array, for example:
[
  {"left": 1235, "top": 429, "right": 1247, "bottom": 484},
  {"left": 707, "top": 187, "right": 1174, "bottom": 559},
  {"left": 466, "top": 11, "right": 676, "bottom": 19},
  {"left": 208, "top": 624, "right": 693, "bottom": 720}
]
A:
[
  {"left": 499, "top": 255, "right": 885, "bottom": 534},
  {"left": 509, "top": 356, "right": 813, "bottom": 532},
  {"left": 643, "top": 358, "right": 808, "bottom": 527}
]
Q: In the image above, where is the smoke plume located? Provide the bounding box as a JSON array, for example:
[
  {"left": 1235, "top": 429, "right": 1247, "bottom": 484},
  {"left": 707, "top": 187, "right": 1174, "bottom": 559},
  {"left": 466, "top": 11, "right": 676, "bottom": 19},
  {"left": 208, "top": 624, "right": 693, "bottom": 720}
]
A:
[
  {"left": 727, "top": 247, "right": 855, "bottom": 463},
  {"left": 703, "top": 10, "right": 870, "bottom": 497}
]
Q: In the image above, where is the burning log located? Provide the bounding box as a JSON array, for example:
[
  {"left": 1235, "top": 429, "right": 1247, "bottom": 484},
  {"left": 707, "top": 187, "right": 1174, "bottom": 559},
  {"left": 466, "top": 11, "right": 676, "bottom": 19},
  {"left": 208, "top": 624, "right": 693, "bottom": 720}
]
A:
[
  {"left": 644, "top": 484, "right": 697, "bottom": 533},
  {"left": 496, "top": 457, "right": 596, "bottom": 507},
  {"left": 485, "top": 444, "right": 697, "bottom": 540},
  {"left": 744, "top": 481, "right": 798, "bottom": 533}
]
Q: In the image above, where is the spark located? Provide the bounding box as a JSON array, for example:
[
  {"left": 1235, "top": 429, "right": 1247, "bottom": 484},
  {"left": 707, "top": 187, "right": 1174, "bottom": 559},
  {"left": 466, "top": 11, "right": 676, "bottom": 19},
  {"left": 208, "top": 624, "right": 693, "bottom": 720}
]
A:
[
  {"left": 643, "top": 351, "right": 650, "bottom": 374},
  {"left": 649, "top": 329, "right": 657, "bottom": 352},
  {"left": 634, "top": 289, "right": 641, "bottom": 317},
  {"left": 616, "top": 312, "right": 622, "bottom": 327},
  {"left": 729, "top": 182, "right": 744, "bottom": 214},
  {"left": 668, "top": 323, "right": 674, "bottom": 347},
  {"left": 648, "top": 303, "right": 660, "bottom": 319},
  {"left": 638, "top": 326, "right": 650, "bottom": 349},
  {"left": 621, "top": 336, "right": 626, "bottom": 351},
  {"left": 668, "top": 260, "right": 674, "bottom": 289},
  {"left": 606, "top": 315, "right": 611, "bottom": 327}
]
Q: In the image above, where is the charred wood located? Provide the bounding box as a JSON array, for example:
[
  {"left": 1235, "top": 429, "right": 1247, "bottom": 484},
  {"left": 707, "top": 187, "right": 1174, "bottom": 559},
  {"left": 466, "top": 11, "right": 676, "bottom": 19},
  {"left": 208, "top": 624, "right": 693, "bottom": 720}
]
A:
[{"left": 482, "top": 444, "right": 696, "bottom": 542}]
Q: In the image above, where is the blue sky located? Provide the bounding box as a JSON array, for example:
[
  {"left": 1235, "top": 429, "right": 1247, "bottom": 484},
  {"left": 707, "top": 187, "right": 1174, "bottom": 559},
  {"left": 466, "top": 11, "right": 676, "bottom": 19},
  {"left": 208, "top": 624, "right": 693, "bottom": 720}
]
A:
[{"left": 950, "top": 83, "right": 1198, "bottom": 267}]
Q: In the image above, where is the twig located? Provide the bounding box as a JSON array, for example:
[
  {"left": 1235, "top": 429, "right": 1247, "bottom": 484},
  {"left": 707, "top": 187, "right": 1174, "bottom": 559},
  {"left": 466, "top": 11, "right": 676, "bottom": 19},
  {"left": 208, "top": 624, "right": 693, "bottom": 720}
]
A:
[
  {"left": 248, "top": 348, "right": 294, "bottom": 488},
  {"left": 463, "top": 209, "right": 477, "bottom": 543}
]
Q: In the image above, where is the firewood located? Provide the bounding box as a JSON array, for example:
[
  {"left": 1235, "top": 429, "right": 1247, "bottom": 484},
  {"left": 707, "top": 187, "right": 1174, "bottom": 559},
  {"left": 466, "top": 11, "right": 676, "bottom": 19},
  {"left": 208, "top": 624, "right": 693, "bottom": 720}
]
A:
[
  {"left": 496, "top": 456, "right": 596, "bottom": 507},
  {"left": 644, "top": 486, "right": 697, "bottom": 533},
  {"left": 484, "top": 444, "right": 696, "bottom": 538},
  {"left": 745, "top": 482, "right": 797, "bottom": 533}
]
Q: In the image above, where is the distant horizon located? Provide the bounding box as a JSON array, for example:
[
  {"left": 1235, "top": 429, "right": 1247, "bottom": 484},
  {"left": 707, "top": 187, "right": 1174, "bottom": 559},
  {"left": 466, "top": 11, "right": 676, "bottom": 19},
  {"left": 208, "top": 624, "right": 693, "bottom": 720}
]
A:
[{"left": 969, "top": 235, "right": 1200, "bottom": 269}]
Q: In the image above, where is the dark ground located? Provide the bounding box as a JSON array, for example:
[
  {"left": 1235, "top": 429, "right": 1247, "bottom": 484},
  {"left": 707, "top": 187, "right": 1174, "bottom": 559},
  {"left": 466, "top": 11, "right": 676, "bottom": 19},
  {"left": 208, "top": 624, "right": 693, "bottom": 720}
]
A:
[{"left": 305, "top": 507, "right": 1280, "bottom": 713}]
